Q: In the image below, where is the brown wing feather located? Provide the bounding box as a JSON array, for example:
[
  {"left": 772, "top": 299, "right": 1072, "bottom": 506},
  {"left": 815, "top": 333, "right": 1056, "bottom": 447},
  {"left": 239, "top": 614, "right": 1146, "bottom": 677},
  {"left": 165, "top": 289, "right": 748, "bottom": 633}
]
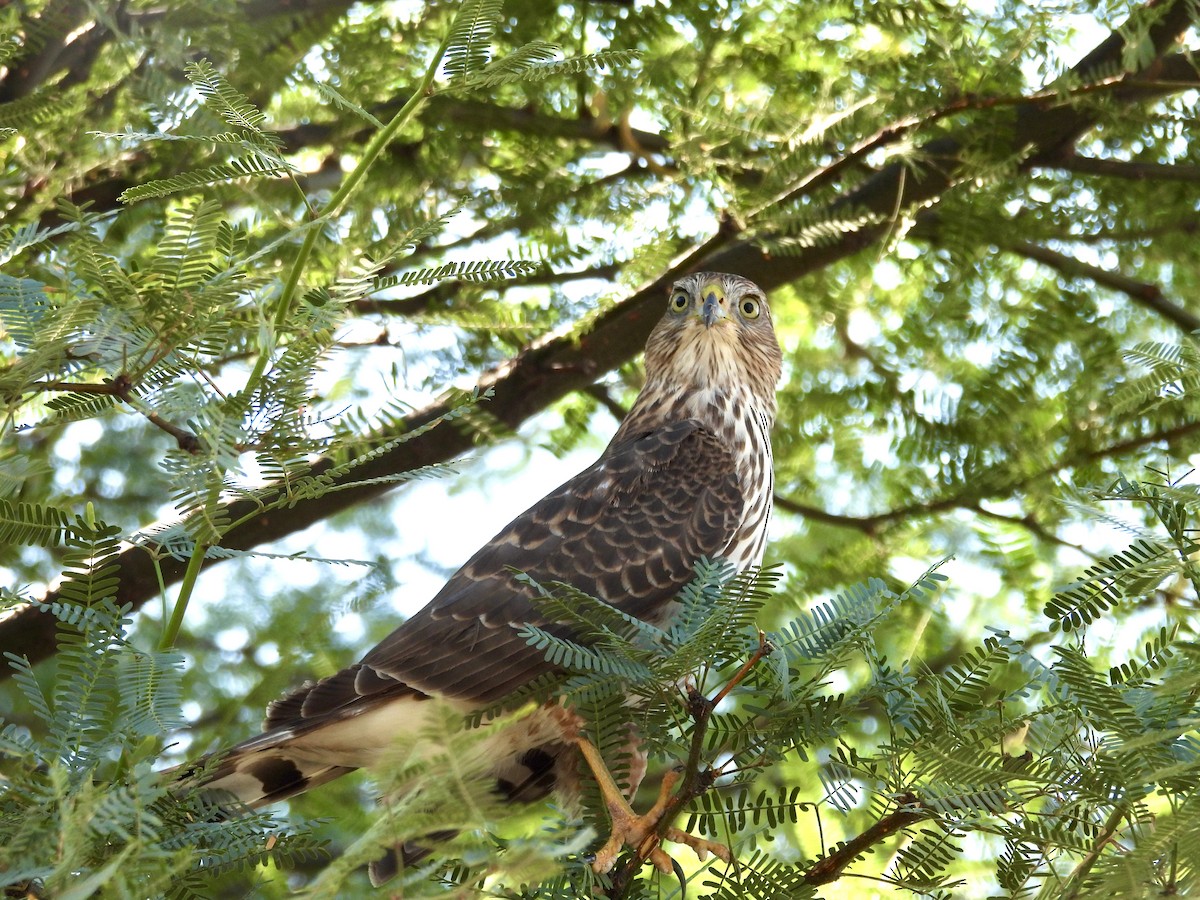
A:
[{"left": 268, "top": 418, "right": 744, "bottom": 726}]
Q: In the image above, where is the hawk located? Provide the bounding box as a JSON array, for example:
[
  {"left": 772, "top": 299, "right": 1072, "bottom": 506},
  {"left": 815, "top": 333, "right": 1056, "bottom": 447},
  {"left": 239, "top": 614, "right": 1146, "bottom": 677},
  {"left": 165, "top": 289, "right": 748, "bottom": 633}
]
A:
[{"left": 183, "top": 272, "right": 782, "bottom": 882}]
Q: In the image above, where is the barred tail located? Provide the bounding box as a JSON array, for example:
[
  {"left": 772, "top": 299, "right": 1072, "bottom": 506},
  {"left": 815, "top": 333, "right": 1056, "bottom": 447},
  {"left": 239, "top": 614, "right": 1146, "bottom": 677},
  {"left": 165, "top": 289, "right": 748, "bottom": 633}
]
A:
[{"left": 172, "top": 729, "right": 357, "bottom": 808}]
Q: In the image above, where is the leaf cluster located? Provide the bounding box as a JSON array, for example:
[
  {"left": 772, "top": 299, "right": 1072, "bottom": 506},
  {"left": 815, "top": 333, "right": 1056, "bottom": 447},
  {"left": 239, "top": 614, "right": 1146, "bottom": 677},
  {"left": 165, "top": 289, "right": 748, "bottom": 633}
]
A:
[
  {"left": 0, "top": 519, "right": 324, "bottom": 898},
  {"left": 1, "top": 0, "right": 1199, "bottom": 896}
]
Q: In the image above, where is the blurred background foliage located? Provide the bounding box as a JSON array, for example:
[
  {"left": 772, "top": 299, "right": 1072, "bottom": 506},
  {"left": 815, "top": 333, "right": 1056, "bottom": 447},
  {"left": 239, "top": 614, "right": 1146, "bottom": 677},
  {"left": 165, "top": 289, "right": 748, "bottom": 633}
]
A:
[{"left": 1, "top": 0, "right": 1199, "bottom": 896}]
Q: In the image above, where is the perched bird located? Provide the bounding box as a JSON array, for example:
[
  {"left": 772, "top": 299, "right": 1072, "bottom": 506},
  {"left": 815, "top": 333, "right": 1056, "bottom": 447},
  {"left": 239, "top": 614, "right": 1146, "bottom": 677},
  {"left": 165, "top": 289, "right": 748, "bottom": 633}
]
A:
[{"left": 182, "top": 272, "right": 782, "bottom": 882}]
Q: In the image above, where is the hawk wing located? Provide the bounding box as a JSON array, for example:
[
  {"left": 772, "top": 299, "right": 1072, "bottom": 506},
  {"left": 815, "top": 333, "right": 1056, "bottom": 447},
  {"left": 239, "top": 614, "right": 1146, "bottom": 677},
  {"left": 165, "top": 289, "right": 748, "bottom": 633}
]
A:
[{"left": 266, "top": 417, "right": 745, "bottom": 731}]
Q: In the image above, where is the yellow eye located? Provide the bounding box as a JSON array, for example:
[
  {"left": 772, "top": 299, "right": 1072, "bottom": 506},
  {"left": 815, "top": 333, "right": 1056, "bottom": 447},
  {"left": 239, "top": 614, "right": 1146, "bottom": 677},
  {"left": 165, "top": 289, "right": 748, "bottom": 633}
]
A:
[
  {"left": 669, "top": 292, "right": 689, "bottom": 313},
  {"left": 739, "top": 297, "right": 761, "bottom": 319}
]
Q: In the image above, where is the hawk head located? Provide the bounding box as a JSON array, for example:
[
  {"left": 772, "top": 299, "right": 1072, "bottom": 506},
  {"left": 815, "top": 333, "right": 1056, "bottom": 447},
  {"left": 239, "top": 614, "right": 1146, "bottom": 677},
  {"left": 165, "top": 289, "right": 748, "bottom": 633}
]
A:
[{"left": 643, "top": 272, "right": 783, "bottom": 410}]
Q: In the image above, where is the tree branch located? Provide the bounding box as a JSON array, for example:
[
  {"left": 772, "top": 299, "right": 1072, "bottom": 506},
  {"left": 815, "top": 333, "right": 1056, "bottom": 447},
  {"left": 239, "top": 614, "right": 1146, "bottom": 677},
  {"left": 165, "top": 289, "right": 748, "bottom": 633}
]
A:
[
  {"left": 272, "top": 95, "right": 671, "bottom": 169},
  {"left": 774, "top": 418, "right": 1200, "bottom": 539},
  {"left": 1059, "top": 802, "right": 1130, "bottom": 900},
  {"left": 32, "top": 101, "right": 665, "bottom": 235},
  {"left": 27, "top": 375, "right": 203, "bottom": 454},
  {"left": 1005, "top": 240, "right": 1200, "bottom": 334},
  {"left": 705, "top": 7, "right": 1196, "bottom": 288},
  {"left": 607, "top": 635, "right": 773, "bottom": 898},
  {"left": 801, "top": 794, "right": 927, "bottom": 885},
  {"left": 1047, "top": 218, "right": 1199, "bottom": 245},
  {"left": 970, "top": 506, "right": 1102, "bottom": 561},
  {"left": 0, "top": 0, "right": 358, "bottom": 101},
  {"left": 410, "top": 165, "right": 649, "bottom": 262},
  {"left": 1040, "top": 154, "right": 1200, "bottom": 182},
  {"left": 773, "top": 494, "right": 1100, "bottom": 559},
  {"left": 582, "top": 384, "right": 631, "bottom": 427}
]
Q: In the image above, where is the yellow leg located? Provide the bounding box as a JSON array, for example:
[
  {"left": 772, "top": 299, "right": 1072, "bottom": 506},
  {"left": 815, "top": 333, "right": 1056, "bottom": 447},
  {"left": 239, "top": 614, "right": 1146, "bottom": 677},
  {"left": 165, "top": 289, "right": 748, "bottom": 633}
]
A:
[{"left": 574, "top": 737, "right": 731, "bottom": 874}]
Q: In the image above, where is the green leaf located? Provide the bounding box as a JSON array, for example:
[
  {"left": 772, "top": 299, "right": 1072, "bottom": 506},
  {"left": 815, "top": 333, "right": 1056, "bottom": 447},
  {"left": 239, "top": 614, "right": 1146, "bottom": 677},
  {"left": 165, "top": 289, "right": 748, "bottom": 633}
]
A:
[
  {"left": 119, "top": 154, "right": 292, "bottom": 202},
  {"left": 441, "top": 0, "right": 503, "bottom": 82}
]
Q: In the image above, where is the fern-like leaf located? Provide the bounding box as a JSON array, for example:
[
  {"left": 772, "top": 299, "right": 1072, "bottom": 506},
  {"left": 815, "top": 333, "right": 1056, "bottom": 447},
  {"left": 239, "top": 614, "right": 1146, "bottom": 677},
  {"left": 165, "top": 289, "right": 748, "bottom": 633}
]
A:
[
  {"left": 372, "top": 258, "right": 538, "bottom": 290},
  {"left": 119, "top": 154, "right": 291, "bottom": 203},
  {"left": 0, "top": 497, "right": 75, "bottom": 547},
  {"left": 313, "top": 80, "right": 384, "bottom": 128},
  {"left": 465, "top": 47, "right": 641, "bottom": 88},
  {"left": 183, "top": 59, "right": 279, "bottom": 149},
  {"left": 441, "top": 0, "right": 503, "bottom": 82}
]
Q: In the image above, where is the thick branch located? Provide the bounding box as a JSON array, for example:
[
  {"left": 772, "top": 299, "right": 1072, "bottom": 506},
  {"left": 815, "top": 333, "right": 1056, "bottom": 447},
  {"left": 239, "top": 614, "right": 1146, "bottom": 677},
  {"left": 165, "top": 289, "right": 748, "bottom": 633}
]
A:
[
  {"left": 0, "top": 0, "right": 357, "bottom": 101},
  {"left": 1041, "top": 154, "right": 1200, "bottom": 182},
  {"left": 2, "top": 0, "right": 1194, "bottom": 671}
]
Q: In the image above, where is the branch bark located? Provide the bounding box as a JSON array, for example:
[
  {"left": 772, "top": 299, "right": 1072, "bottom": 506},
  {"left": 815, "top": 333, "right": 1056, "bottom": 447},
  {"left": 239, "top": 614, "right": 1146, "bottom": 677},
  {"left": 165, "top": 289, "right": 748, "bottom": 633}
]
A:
[
  {"left": 1040, "top": 154, "right": 1200, "bottom": 182},
  {"left": 0, "top": 0, "right": 358, "bottom": 101},
  {"left": 801, "top": 794, "right": 927, "bottom": 886},
  {"left": 1, "top": 0, "right": 1195, "bottom": 672}
]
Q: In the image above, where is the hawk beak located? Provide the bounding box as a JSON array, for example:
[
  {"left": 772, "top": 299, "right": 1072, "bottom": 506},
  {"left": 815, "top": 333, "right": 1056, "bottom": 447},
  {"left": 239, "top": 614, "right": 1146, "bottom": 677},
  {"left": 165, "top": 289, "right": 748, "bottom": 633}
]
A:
[{"left": 700, "top": 284, "right": 727, "bottom": 328}]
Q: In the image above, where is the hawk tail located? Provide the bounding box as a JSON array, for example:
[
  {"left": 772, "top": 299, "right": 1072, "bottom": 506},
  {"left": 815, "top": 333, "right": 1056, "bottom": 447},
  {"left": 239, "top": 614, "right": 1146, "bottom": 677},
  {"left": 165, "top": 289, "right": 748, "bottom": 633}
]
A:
[{"left": 172, "top": 730, "right": 357, "bottom": 809}]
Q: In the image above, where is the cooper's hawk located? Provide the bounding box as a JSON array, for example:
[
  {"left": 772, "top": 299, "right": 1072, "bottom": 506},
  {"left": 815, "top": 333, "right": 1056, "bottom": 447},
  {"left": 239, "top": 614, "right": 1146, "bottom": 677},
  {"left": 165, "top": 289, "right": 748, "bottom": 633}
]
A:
[{"left": 183, "top": 272, "right": 782, "bottom": 882}]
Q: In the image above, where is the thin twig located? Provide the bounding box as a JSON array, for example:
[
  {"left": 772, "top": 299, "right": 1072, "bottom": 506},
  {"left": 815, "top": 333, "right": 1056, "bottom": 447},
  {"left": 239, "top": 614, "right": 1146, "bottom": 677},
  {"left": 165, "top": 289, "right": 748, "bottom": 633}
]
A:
[
  {"left": 1044, "top": 218, "right": 1199, "bottom": 245},
  {"left": 27, "top": 374, "right": 203, "bottom": 453},
  {"left": 801, "top": 794, "right": 927, "bottom": 885},
  {"left": 1059, "top": 802, "right": 1129, "bottom": 900},
  {"left": 354, "top": 261, "right": 623, "bottom": 317},
  {"left": 969, "top": 505, "right": 1102, "bottom": 561},
  {"left": 709, "top": 632, "right": 774, "bottom": 708},
  {"left": 775, "top": 418, "right": 1200, "bottom": 537},
  {"left": 1006, "top": 240, "right": 1200, "bottom": 334},
  {"left": 239, "top": 22, "right": 455, "bottom": 404},
  {"left": 754, "top": 58, "right": 1198, "bottom": 218}
]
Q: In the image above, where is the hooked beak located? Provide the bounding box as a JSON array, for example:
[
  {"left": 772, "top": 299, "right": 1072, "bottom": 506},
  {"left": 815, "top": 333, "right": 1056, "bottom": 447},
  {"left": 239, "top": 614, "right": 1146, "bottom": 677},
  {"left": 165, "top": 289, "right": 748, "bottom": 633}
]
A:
[{"left": 700, "top": 283, "right": 727, "bottom": 328}]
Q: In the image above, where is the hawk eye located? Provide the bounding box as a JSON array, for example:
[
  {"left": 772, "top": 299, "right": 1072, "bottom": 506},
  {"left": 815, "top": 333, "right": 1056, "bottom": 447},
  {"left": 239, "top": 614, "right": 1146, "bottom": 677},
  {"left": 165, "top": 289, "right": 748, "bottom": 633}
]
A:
[
  {"left": 739, "top": 297, "right": 761, "bottom": 319},
  {"left": 669, "top": 292, "right": 689, "bottom": 313}
]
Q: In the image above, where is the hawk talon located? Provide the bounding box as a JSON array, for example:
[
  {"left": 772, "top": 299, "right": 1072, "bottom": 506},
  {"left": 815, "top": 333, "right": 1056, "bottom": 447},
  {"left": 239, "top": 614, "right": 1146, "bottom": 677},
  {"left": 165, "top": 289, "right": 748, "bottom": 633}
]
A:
[{"left": 576, "top": 740, "right": 731, "bottom": 875}]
